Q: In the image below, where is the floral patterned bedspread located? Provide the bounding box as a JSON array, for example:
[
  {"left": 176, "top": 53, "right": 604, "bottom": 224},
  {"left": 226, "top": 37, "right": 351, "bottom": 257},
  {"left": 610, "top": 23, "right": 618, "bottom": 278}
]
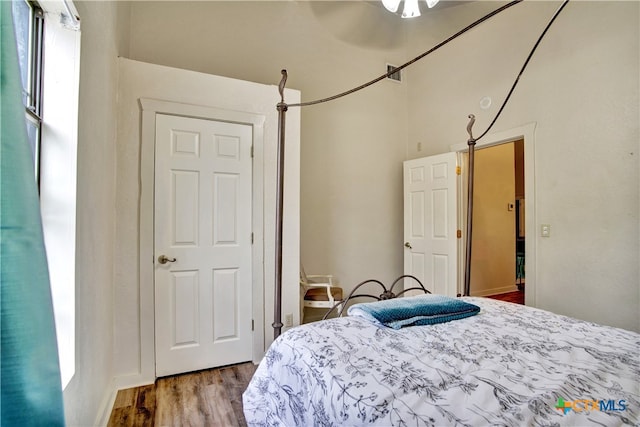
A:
[{"left": 243, "top": 297, "right": 639, "bottom": 426}]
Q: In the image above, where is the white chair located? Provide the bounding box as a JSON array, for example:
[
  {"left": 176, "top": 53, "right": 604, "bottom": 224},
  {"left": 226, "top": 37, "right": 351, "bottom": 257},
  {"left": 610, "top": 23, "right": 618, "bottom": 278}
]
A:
[{"left": 300, "top": 266, "right": 344, "bottom": 323}]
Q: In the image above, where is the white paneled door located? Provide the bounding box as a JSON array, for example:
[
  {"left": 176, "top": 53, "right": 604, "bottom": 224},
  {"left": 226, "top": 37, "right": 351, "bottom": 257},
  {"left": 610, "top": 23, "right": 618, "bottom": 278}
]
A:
[
  {"left": 154, "top": 114, "right": 252, "bottom": 377},
  {"left": 403, "top": 152, "right": 458, "bottom": 297}
]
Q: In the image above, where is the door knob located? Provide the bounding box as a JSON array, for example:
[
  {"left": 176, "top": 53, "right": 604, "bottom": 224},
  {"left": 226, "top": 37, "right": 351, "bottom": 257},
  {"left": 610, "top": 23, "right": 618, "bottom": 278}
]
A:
[
  {"left": 404, "top": 242, "right": 412, "bottom": 249},
  {"left": 158, "top": 255, "right": 177, "bottom": 264}
]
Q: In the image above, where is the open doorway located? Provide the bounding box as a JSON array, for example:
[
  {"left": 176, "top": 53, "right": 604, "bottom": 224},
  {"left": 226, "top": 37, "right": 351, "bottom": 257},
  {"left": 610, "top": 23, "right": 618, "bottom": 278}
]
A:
[{"left": 459, "top": 138, "right": 525, "bottom": 305}]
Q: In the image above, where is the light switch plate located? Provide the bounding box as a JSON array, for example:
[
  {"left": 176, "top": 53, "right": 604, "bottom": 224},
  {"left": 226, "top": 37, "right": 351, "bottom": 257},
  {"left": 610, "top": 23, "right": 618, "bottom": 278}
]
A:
[{"left": 541, "top": 224, "right": 551, "bottom": 237}]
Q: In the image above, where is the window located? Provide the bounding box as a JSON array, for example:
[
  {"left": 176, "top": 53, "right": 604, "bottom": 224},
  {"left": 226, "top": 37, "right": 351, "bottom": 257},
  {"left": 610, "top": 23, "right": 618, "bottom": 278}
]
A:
[
  {"left": 12, "top": 0, "right": 81, "bottom": 389},
  {"left": 12, "top": 0, "right": 44, "bottom": 184}
]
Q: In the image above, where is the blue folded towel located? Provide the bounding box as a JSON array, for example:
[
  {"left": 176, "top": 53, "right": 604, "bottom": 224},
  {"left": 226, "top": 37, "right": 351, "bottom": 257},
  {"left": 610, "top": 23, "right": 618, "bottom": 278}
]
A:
[{"left": 347, "top": 294, "right": 480, "bottom": 329}]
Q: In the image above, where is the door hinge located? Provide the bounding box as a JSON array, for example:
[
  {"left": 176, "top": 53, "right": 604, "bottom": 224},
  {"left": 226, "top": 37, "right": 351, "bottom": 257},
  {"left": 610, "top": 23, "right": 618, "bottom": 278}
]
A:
[
  {"left": 456, "top": 166, "right": 461, "bottom": 175},
  {"left": 457, "top": 229, "right": 462, "bottom": 239},
  {"left": 251, "top": 319, "right": 254, "bottom": 331}
]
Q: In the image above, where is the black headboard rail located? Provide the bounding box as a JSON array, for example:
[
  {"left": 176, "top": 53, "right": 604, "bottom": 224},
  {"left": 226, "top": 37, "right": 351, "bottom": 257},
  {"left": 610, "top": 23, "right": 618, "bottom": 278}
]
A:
[{"left": 322, "top": 274, "right": 431, "bottom": 320}]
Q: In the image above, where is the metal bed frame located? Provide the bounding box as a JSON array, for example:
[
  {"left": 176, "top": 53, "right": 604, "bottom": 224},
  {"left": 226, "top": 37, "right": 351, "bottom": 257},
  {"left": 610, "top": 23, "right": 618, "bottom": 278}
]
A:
[
  {"left": 321, "top": 274, "right": 431, "bottom": 320},
  {"left": 271, "top": 0, "right": 570, "bottom": 338}
]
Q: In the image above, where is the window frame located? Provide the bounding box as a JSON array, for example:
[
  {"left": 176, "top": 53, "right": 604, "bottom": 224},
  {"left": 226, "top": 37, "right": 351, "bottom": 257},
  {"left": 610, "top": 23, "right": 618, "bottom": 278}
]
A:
[
  {"left": 15, "top": 0, "right": 45, "bottom": 186},
  {"left": 13, "top": 0, "right": 82, "bottom": 389}
]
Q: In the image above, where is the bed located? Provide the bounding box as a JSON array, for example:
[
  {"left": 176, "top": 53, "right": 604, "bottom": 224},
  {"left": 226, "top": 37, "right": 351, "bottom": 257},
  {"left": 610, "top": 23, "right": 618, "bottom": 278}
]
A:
[
  {"left": 250, "top": 1, "right": 639, "bottom": 425},
  {"left": 243, "top": 295, "right": 639, "bottom": 426}
]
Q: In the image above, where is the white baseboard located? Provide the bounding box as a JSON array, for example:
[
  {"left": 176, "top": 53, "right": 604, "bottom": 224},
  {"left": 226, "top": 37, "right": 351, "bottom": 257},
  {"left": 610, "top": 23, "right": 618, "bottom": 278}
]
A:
[
  {"left": 114, "top": 373, "right": 156, "bottom": 391},
  {"left": 93, "top": 377, "right": 117, "bottom": 427},
  {"left": 471, "top": 284, "right": 519, "bottom": 297},
  {"left": 93, "top": 373, "right": 156, "bottom": 426}
]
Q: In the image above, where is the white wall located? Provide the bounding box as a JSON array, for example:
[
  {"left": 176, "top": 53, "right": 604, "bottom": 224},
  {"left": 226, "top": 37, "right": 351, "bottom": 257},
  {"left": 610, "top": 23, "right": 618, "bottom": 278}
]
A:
[
  {"left": 128, "top": 0, "right": 638, "bottom": 331},
  {"left": 62, "top": 1, "right": 131, "bottom": 425},
  {"left": 40, "top": 2, "right": 81, "bottom": 389},
  {"left": 113, "top": 58, "right": 300, "bottom": 386},
  {"left": 406, "top": 1, "right": 639, "bottom": 331},
  {"left": 58, "top": 2, "right": 638, "bottom": 423},
  {"left": 127, "top": 0, "right": 410, "bottom": 295}
]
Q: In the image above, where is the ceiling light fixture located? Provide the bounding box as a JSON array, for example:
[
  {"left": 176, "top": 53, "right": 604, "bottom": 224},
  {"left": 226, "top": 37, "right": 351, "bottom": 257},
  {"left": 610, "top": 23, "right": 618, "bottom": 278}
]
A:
[{"left": 382, "top": 0, "right": 440, "bottom": 18}]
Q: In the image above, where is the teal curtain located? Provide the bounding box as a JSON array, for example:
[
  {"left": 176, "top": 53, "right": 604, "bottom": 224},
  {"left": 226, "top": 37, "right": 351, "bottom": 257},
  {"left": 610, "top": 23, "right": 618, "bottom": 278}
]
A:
[{"left": 1, "top": 1, "right": 66, "bottom": 425}]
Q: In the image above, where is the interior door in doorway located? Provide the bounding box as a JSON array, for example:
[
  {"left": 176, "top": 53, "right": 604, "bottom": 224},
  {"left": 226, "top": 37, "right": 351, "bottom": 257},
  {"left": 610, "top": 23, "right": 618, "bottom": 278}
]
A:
[
  {"left": 403, "top": 152, "right": 458, "bottom": 297},
  {"left": 154, "top": 113, "right": 253, "bottom": 377}
]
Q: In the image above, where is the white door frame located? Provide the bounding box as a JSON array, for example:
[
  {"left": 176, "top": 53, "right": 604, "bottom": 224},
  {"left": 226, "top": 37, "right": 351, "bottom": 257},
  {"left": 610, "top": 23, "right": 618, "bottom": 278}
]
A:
[
  {"left": 451, "top": 122, "right": 537, "bottom": 307},
  {"left": 139, "top": 98, "right": 266, "bottom": 381}
]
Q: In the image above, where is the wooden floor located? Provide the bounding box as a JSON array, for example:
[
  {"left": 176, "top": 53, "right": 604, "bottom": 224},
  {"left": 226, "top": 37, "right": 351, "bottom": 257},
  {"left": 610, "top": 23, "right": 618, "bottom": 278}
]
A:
[
  {"left": 486, "top": 289, "right": 525, "bottom": 305},
  {"left": 109, "top": 292, "right": 522, "bottom": 425},
  {"left": 108, "top": 362, "right": 257, "bottom": 427}
]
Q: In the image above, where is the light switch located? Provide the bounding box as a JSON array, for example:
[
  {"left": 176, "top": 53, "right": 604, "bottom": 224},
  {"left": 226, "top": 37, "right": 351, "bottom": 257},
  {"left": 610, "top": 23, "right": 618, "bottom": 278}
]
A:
[{"left": 541, "top": 224, "right": 551, "bottom": 237}]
